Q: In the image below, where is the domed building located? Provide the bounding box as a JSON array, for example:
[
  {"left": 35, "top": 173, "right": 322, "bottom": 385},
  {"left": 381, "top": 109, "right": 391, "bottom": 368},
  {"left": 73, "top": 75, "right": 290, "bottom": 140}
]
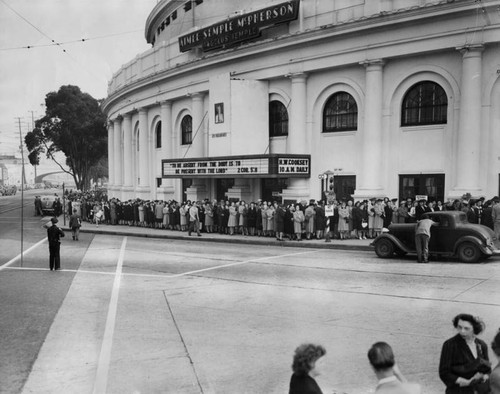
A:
[{"left": 103, "top": 0, "right": 500, "bottom": 204}]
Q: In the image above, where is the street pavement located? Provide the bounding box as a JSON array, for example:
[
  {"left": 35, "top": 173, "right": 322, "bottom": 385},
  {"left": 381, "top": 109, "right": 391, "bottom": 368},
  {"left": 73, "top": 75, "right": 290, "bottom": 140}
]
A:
[{"left": 2, "top": 213, "right": 500, "bottom": 394}]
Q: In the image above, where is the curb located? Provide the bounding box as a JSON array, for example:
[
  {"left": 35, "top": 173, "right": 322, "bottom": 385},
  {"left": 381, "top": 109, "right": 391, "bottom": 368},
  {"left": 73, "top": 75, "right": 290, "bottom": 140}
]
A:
[{"left": 78, "top": 228, "right": 373, "bottom": 251}]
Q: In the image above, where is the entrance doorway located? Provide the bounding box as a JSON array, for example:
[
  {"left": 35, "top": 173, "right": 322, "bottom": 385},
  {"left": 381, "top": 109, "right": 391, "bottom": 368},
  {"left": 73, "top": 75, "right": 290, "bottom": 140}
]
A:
[
  {"left": 399, "top": 173, "right": 445, "bottom": 202},
  {"left": 330, "top": 176, "right": 356, "bottom": 201},
  {"left": 261, "top": 178, "right": 288, "bottom": 203},
  {"left": 182, "top": 179, "right": 192, "bottom": 202},
  {"left": 216, "top": 179, "right": 234, "bottom": 202}
]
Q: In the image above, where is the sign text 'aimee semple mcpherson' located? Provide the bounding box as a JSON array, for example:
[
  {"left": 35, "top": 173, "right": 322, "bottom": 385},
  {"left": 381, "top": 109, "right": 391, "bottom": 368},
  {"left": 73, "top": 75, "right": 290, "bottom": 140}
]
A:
[{"left": 178, "top": 0, "right": 300, "bottom": 52}]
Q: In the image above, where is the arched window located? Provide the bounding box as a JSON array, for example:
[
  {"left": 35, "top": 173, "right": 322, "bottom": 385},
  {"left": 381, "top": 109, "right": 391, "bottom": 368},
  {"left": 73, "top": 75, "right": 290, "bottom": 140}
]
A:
[
  {"left": 155, "top": 122, "right": 162, "bottom": 148},
  {"left": 323, "top": 92, "right": 358, "bottom": 132},
  {"left": 401, "top": 81, "right": 447, "bottom": 126},
  {"left": 181, "top": 115, "right": 192, "bottom": 145},
  {"left": 269, "top": 100, "right": 288, "bottom": 137}
]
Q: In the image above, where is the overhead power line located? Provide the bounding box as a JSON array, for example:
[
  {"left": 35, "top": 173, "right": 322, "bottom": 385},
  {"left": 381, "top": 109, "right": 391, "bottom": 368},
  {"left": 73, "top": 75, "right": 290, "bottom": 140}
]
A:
[
  {"left": 0, "top": 0, "right": 68, "bottom": 53},
  {"left": 0, "top": 29, "right": 144, "bottom": 51}
]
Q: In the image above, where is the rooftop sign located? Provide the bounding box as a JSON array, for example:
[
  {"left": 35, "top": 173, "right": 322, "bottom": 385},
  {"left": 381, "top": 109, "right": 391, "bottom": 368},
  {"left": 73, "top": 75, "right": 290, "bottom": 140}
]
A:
[{"left": 178, "top": 0, "right": 300, "bottom": 52}]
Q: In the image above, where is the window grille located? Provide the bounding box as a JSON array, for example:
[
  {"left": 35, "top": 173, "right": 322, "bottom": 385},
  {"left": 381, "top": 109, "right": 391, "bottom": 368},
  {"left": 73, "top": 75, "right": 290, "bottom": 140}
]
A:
[
  {"left": 269, "top": 101, "right": 288, "bottom": 137},
  {"left": 401, "top": 81, "right": 447, "bottom": 126},
  {"left": 323, "top": 92, "right": 358, "bottom": 132},
  {"left": 155, "top": 122, "right": 162, "bottom": 148},
  {"left": 181, "top": 115, "right": 192, "bottom": 145}
]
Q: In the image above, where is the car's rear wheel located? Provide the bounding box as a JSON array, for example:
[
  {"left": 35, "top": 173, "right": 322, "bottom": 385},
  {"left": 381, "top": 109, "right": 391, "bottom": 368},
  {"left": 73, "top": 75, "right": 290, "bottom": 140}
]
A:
[
  {"left": 375, "top": 239, "right": 395, "bottom": 258},
  {"left": 457, "top": 242, "right": 482, "bottom": 264}
]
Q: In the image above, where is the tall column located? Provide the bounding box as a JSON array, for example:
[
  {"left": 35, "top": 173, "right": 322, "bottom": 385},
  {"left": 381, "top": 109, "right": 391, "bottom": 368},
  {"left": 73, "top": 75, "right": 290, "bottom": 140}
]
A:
[
  {"left": 113, "top": 117, "right": 122, "bottom": 188},
  {"left": 191, "top": 93, "right": 205, "bottom": 158},
  {"left": 186, "top": 93, "right": 207, "bottom": 201},
  {"left": 122, "top": 113, "right": 133, "bottom": 190},
  {"left": 138, "top": 108, "right": 150, "bottom": 190},
  {"left": 452, "top": 45, "right": 484, "bottom": 196},
  {"left": 107, "top": 120, "right": 115, "bottom": 188},
  {"left": 161, "top": 101, "right": 173, "bottom": 159},
  {"left": 159, "top": 101, "right": 175, "bottom": 199},
  {"left": 286, "top": 73, "right": 307, "bottom": 154},
  {"left": 282, "top": 73, "right": 310, "bottom": 202},
  {"left": 354, "top": 60, "right": 385, "bottom": 199}
]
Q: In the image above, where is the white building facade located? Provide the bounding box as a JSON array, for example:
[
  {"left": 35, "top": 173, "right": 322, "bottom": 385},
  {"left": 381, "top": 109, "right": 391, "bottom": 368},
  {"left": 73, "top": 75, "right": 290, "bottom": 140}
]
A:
[{"left": 102, "top": 0, "right": 500, "bottom": 204}]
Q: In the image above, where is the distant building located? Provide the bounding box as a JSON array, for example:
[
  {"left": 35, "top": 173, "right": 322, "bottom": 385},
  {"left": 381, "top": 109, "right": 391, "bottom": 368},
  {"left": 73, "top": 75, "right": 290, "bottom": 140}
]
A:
[
  {"left": 103, "top": 0, "right": 500, "bottom": 203},
  {"left": 0, "top": 155, "right": 32, "bottom": 186}
]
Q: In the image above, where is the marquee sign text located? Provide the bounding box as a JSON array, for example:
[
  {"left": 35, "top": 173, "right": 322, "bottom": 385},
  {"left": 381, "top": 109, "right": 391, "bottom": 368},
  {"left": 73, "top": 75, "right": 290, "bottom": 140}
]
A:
[
  {"left": 162, "top": 154, "right": 310, "bottom": 178},
  {"left": 178, "top": 0, "right": 300, "bottom": 52}
]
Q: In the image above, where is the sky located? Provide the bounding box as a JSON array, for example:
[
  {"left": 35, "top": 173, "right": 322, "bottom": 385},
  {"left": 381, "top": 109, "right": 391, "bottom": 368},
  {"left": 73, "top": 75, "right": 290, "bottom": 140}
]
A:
[{"left": 0, "top": 0, "right": 159, "bottom": 155}]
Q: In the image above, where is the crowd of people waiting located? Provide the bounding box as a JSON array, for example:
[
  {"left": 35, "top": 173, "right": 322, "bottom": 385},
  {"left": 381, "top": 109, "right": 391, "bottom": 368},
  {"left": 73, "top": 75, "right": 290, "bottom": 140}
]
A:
[{"left": 39, "top": 190, "right": 500, "bottom": 242}]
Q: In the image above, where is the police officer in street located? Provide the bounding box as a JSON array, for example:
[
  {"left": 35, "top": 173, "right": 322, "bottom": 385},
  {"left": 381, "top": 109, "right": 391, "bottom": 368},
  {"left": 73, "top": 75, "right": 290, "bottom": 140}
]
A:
[{"left": 47, "top": 217, "right": 65, "bottom": 270}]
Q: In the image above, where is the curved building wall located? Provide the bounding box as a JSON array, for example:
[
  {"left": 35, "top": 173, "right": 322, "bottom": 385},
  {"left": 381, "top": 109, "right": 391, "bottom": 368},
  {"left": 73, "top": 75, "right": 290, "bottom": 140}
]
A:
[{"left": 103, "top": 0, "right": 500, "bottom": 203}]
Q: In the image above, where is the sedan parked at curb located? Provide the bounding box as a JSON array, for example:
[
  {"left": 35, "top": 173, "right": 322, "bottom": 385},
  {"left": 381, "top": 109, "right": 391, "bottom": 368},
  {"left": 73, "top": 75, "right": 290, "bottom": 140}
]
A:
[{"left": 371, "top": 211, "right": 500, "bottom": 263}]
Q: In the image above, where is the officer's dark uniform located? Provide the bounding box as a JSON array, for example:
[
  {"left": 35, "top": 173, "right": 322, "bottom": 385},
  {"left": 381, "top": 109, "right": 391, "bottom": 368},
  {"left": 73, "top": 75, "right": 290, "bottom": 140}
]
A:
[{"left": 47, "top": 218, "right": 65, "bottom": 270}]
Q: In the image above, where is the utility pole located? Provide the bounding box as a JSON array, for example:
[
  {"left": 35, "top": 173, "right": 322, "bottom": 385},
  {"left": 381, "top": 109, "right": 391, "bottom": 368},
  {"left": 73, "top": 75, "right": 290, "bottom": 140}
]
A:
[
  {"left": 28, "top": 110, "right": 37, "bottom": 180},
  {"left": 15, "top": 117, "right": 26, "bottom": 267}
]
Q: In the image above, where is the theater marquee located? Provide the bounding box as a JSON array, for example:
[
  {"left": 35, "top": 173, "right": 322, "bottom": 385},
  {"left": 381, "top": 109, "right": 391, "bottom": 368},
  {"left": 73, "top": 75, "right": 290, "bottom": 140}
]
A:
[
  {"left": 178, "top": 0, "right": 300, "bottom": 52},
  {"left": 162, "top": 154, "right": 310, "bottom": 178}
]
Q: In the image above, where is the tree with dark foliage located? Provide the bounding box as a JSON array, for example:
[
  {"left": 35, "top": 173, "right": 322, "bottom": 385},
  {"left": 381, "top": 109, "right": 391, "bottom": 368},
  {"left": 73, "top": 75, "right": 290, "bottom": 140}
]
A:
[{"left": 25, "top": 85, "right": 107, "bottom": 191}]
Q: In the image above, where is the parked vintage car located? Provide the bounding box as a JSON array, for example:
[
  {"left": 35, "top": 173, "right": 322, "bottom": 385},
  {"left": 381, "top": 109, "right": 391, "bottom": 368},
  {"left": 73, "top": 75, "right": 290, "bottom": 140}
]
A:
[
  {"left": 40, "top": 195, "right": 56, "bottom": 216},
  {"left": 371, "top": 211, "right": 500, "bottom": 263}
]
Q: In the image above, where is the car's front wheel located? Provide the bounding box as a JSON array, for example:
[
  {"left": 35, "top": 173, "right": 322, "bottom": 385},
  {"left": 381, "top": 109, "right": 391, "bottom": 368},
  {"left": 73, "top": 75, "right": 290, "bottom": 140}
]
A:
[
  {"left": 375, "top": 238, "right": 395, "bottom": 258},
  {"left": 457, "top": 242, "right": 482, "bottom": 264}
]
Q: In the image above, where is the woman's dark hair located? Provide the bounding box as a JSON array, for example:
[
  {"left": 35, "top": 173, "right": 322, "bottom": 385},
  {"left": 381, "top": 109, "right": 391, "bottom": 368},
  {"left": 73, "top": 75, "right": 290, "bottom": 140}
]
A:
[
  {"left": 291, "top": 344, "right": 326, "bottom": 375},
  {"left": 452, "top": 314, "right": 485, "bottom": 335},
  {"left": 367, "top": 342, "right": 395, "bottom": 371},
  {"left": 492, "top": 329, "right": 500, "bottom": 356}
]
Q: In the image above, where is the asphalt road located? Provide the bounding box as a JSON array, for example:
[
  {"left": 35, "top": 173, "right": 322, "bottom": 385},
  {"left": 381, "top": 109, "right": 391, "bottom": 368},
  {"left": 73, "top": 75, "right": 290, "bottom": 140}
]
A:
[{"left": 1, "top": 191, "right": 500, "bottom": 394}]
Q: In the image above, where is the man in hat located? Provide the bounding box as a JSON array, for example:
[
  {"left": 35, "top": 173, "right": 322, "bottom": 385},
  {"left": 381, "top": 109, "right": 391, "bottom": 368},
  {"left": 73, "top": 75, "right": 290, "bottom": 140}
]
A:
[{"left": 47, "top": 217, "right": 65, "bottom": 270}]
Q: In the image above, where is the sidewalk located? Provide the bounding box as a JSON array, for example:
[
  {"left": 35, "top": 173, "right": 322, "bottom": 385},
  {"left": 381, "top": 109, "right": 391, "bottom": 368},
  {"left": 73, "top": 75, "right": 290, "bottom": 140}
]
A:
[{"left": 67, "top": 218, "right": 373, "bottom": 251}]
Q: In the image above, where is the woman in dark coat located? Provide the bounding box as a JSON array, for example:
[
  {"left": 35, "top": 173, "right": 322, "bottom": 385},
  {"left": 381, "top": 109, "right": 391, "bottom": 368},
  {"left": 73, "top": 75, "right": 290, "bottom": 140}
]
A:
[
  {"left": 275, "top": 204, "right": 285, "bottom": 241},
  {"left": 351, "top": 201, "right": 363, "bottom": 239},
  {"left": 439, "top": 313, "right": 491, "bottom": 394},
  {"left": 246, "top": 202, "right": 257, "bottom": 235},
  {"left": 314, "top": 202, "right": 326, "bottom": 239},
  {"left": 256, "top": 204, "right": 263, "bottom": 236},
  {"left": 168, "top": 203, "right": 175, "bottom": 229},
  {"left": 284, "top": 205, "right": 294, "bottom": 239},
  {"left": 173, "top": 204, "right": 181, "bottom": 230},
  {"left": 289, "top": 343, "right": 326, "bottom": 394}
]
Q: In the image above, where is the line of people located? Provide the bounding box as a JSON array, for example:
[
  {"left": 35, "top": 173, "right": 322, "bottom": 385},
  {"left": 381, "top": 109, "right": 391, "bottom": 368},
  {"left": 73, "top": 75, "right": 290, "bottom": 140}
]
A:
[
  {"left": 55, "top": 191, "right": 500, "bottom": 242},
  {"left": 289, "top": 314, "right": 500, "bottom": 393}
]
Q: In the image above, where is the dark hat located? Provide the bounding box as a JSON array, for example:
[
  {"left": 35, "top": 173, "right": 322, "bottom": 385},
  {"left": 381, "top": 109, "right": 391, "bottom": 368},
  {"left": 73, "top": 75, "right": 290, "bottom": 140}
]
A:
[
  {"left": 50, "top": 217, "right": 58, "bottom": 224},
  {"left": 391, "top": 198, "right": 398, "bottom": 202}
]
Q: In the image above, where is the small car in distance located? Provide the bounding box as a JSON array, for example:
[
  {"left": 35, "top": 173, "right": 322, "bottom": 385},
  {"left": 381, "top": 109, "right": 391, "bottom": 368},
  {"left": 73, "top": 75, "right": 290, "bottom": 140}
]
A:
[{"left": 371, "top": 211, "right": 500, "bottom": 263}]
